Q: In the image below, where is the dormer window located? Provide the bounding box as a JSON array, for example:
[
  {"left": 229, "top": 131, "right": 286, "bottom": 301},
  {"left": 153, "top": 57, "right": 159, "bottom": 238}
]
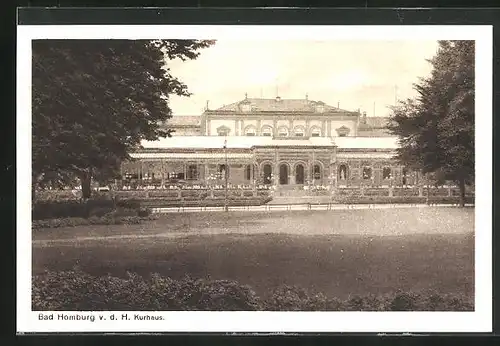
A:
[
  {"left": 336, "top": 126, "right": 350, "bottom": 137},
  {"left": 217, "top": 125, "right": 230, "bottom": 136},
  {"left": 277, "top": 126, "right": 289, "bottom": 137},
  {"left": 310, "top": 127, "right": 321, "bottom": 137},
  {"left": 261, "top": 126, "right": 273, "bottom": 137},
  {"left": 293, "top": 126, "right": 305, "bottom": 137},
  {"left": 244, "top": 125, "right": 256, "bottom": 136}
]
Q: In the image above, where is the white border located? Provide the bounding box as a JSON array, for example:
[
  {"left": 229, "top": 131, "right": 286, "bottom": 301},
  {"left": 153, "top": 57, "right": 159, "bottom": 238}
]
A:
[{"left": 17, "top": 25, "right": 493, "bottom": 333}]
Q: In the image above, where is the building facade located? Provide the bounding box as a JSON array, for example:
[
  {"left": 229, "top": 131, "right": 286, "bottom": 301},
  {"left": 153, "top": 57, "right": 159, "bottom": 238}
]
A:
[{"left": 121, "top": 95, "right": 422, "bottom": 191}]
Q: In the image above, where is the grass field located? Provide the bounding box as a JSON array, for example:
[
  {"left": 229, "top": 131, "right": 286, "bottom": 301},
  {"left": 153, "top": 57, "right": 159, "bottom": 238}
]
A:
[{"left": 32, "top": 207, "right": 474, "bottom": 300}]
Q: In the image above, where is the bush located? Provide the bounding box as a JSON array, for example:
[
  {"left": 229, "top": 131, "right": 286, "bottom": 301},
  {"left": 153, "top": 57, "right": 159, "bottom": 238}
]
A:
[
  {"left": 32, "top": 271, "right": 473, "bottom": 311},
  {"left": 116, "top": 199, "right": 142, "bottom": 209}
]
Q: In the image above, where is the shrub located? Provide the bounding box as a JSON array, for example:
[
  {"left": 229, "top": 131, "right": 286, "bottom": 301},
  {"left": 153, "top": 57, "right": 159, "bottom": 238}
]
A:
[
  {"left": 389, "top": 291, "right": 419, "bottom": 311},
  {"left": 116, "top": 199, "right": 142, "bottom": 209},
  {"left": 137, "top": 207, "right": 151, "bottom": 217},
  {"left": 32, "top": 271, "right": 473, "bottom": 312}
]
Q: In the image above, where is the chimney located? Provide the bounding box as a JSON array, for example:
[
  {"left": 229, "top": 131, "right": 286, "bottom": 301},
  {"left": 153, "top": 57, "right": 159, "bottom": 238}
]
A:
[
  {"left": 362, "top": 111, "right": 367, "bottom": 124},
  {"left": 276, "top": 96, "right": 281, "bottom": 102},
  {"left": 337, "top": 101, "right": 340, "bottom": 108},
  {"left": 305, "top": 93, "right": 308, "bottom": 101}
]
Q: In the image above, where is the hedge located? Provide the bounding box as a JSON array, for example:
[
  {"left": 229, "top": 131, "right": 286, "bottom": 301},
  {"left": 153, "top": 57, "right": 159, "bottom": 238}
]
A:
[
  {"left": 332, "top": 196, "right": 474, "bottom": 205},
  {"left": 32, "top": 199, "right": 117, "bottom": 220},
  {"left": 32, "top": 270, "right": 473, "bottom": 311},
  {"left": 32, "top": 213, "right": 155, "bottom": 229},
  {"left": 120, "top": 196, "right": 273, "bottom": 208}
]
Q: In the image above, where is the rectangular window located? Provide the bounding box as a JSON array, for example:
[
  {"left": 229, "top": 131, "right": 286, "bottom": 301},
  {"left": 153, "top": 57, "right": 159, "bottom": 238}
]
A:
[
  {"left": 311, "top": 133, "right": 320, "bottom": 137},
  {"left": 263, "top": 132, "right": 271, "bottom": 136},
  {"left": 246, "top": 133, "right": 255, "bottom": 136}
]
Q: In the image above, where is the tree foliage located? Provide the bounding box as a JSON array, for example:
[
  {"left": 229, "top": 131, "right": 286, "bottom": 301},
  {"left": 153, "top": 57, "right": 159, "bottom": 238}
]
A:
[
  {"left": 32, "top": 39, "right": 215, "bottom": 198},
  {"left": 388, "top": 40, "right": 475, "bottom": 206}
]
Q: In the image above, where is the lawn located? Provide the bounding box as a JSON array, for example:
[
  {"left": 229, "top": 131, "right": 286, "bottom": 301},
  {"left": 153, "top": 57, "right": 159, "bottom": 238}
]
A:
[{"left": 32, "top": 207, "right": 474, "bottom": 300}]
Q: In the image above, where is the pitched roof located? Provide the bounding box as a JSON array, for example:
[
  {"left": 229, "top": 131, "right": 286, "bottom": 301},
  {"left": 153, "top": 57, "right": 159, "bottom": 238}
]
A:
[
  {"left": 365, "top": 117, "right": 391, "bottom": 128},
  {"left": 140, "top": 136, "right": 335, "bottom": 150},
  {"left": 139, "top": 135, "right": 399, "bottom": 150},
  {"left": 165, "top": 116, "right": 201, "bottom": 127},
  {"left": 214, "top": 97, "right": 354, "bottom": 113},
  {"left": 335, "top": 136, "right": 399, "bottom": 149},
  {"left": 357, "top": 128, "right": 393, "bottom": 137}
]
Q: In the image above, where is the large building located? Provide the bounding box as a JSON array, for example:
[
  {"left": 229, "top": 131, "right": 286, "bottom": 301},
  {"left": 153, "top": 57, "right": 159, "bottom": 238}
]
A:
[{"left": 121, "top": 95, "right": 421, "bottom": 191}]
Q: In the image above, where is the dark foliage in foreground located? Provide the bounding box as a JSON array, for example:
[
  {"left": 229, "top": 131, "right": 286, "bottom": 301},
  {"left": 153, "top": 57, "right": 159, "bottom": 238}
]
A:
[
  {"left": 32, "top": 270, "right": 473, "bottom": 312},
  {"left": 32, "top": 39, "right": 215, "bottom": 198}
]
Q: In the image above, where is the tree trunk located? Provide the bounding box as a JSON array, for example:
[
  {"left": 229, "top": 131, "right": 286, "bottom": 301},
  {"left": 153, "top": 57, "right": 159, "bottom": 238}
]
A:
[
  {"left": 458, "top": 177, "right": 466, "bottom": 207},
  {"left": 80, "top": 169, "right": 92, "bottom": 200}
]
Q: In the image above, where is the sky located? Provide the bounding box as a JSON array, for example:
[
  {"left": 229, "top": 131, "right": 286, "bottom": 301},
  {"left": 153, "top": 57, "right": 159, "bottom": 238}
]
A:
[{"left": 166, "top": 40, "right": 439, "bottom": 117}]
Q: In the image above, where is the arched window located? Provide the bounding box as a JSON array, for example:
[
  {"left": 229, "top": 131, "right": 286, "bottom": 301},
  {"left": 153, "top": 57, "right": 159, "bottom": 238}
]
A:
[
  {"left": 261, "top": 126, "right": 273, "bottom": 137},
  {"left": 278, "top": 126, "right": 289, "bottom": 137},
  {"left": 293, "top": 126, "right": 305, "bottom": 137},
  {"left": 402, "top": 167, "right": 408, "bottom": 185},
  {"left": 382, "top": 167, "right": 392, "bottom": 180},
  {"left": 245, "top": 165, "right": 252, "bottom": 180},
  {"left": 218, "top": 164, "right": 229, "bottom": 179},
  {"left": 338, "top": 164, "right": 348, "bottom": 180},
  {"left": 244, "top": 126, "right": 256, "bottom": 136},
  {"left": 362, "top": 167, "right": 372, "bottom": 180},
  {"left": 187, "top": 164, "right": 198, "bottom": 180},
  {"left": 313, "top": 164, "right": 321, "bottom": 180},
  {"left": 295, "top": 164, "right": 305, "bottom": 184},
  {"left": 263, "top": 164, "right": 272, "bottom": 184},
  {"left": 310, "top": 127, "right": 321, "bottom": 137}
]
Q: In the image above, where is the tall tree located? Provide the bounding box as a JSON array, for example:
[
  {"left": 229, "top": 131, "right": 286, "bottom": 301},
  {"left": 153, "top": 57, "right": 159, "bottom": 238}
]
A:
[
  {"left": 32, "top": 39, "right": 215, "bottom": 198},
  {"left": 388, "top": 40, "right": 475, "bottom": 207}
]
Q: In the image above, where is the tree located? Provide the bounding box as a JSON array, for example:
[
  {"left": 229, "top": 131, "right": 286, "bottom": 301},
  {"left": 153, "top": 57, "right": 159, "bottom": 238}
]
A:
[
  {"left": 32, "top": 39, "right": 215, "bottom": 198},
  {"left": 388, "top": 40, "right": 474, "bottom": 207}
]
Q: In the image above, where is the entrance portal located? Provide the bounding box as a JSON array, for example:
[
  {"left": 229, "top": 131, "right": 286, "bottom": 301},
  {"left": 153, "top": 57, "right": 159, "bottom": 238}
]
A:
[
  {"left": 295, "top": 164, "right": 305, "bottom": 184},
  {"left": 279, "top": 164, "right": 289, "bottom": 185},
  {"left": 263, "top": 164, "right": 272, "bottom": 184}
]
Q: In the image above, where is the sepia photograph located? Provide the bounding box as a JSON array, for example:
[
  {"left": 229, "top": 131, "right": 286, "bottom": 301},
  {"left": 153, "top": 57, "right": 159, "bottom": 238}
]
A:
[{"left": 17, "top": 24, "right": 492, "bottom": 333}]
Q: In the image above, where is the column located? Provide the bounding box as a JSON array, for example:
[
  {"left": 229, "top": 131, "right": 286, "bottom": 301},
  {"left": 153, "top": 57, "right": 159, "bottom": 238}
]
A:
[
  {"left": 207, "top": 120, "right": 211, "bottom": 136},
  {"left": 256, "top": 119, "right": 262, "bottom": 135},
  {"left": 273, "top": 118, "right": 278, "bottom": 137},
  {"left": 322, "top": 120, "right": 326, "bottom": 137},
  {"left": 235, "top": 120, "right": 239, "bottom": 136},
  {"left": 274, "top": 150, "right": 279, "bottom": 189},
  {"left": 288, "top": 119, "right": 293, "bottom": 134},
  {"left": 327, "top": 121, "right": 332, "bottom": 138},
  {"left": 161, "top": 160, "right": 165, "bottom": 187}
]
